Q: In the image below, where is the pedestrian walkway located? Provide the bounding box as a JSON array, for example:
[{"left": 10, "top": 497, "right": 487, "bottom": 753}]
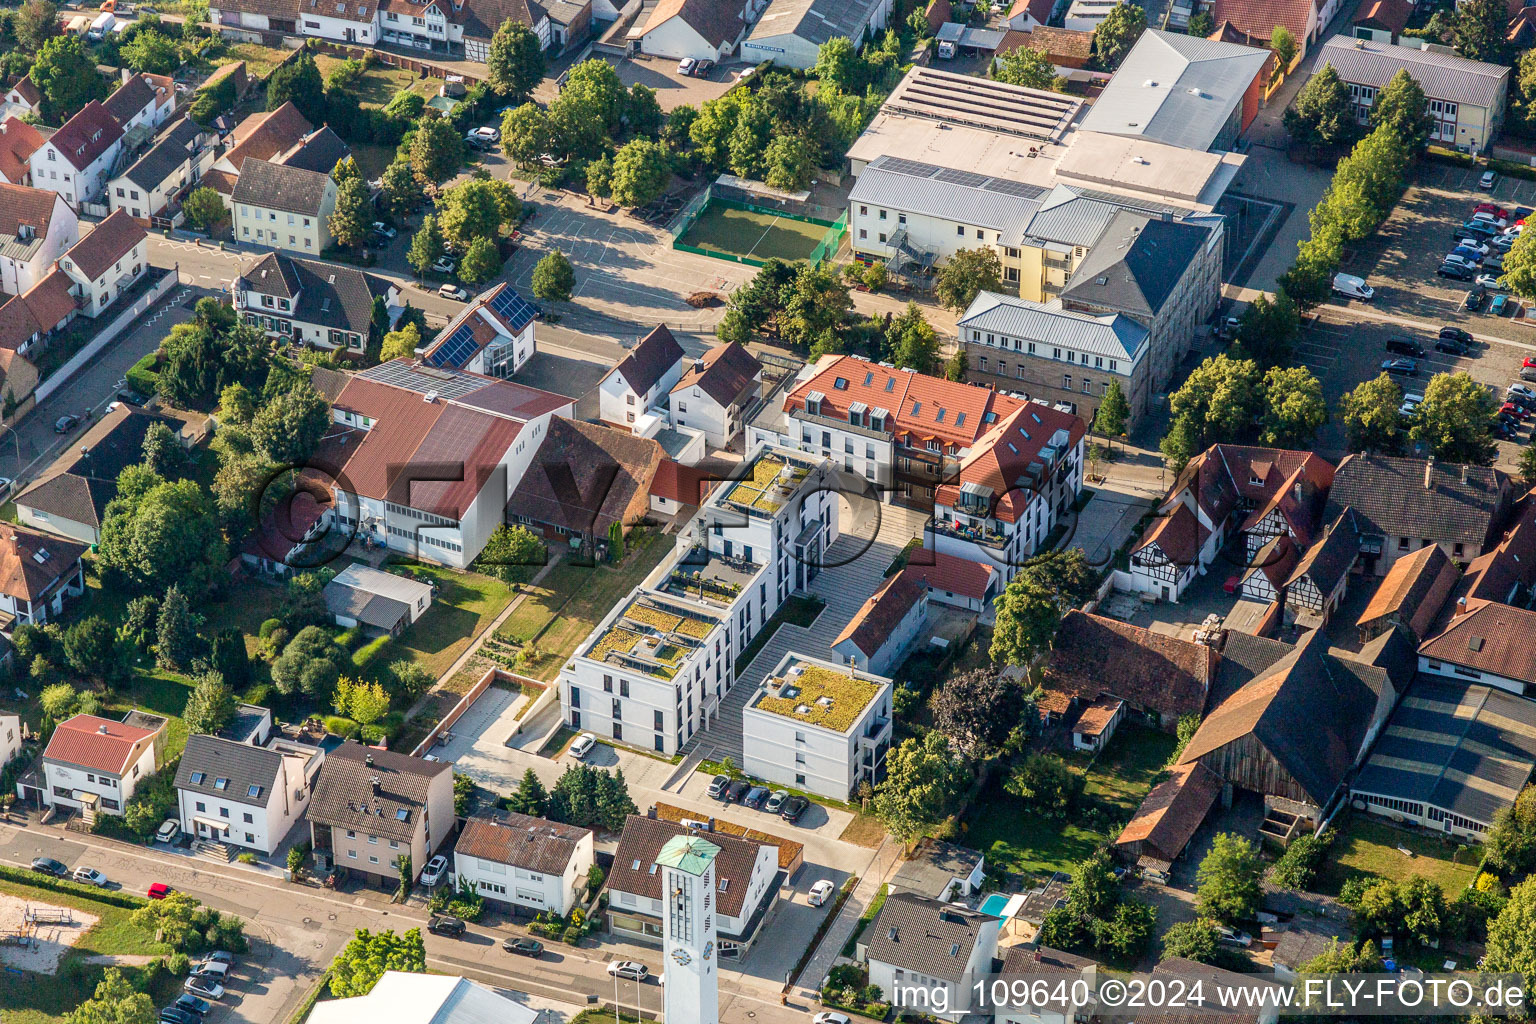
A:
[{"left": 795, "top": 835, "right": 902, "bottom": 996}]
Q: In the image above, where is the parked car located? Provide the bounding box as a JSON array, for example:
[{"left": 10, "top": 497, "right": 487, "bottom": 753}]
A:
[
  {"left": 1332, "top": 273, "right": 1374, "bottom": 300},
  {"left": 743, "top": 786, "right": 769, "bottom": 809},
  {"left": 693, "top": 59, "right": 715, "bottom": 76},
  {"left": 370, "top": 221, "right": 397, "bottom": 240},
  {"left": 1385, "top": 336, "right": 1425, "bottom": 357},
  {"left": 420, "top": 855, "right": 448, "bottom": 887},
  {"left": 1217, "top": 925, "right": 1254, "bottom": 947},
  {"left": 764, "top": 790, "right": 788, "bottom": 814},
  {"left": 808, "top": 880, "right": 836, "bottom": 907},
  {"left": 503, "top": 937, "right": 545, "bottom": 957},
  {"left": 1450, "top": 246, "right": 1486, "bottom": 264},
  {"left": 707, "top": 775, "right": 731, "bottom": 799},
  {"left": 1440, "top": 326, "right": 1474, "bottom": 345},
  {"left": 148, "top": 882, "right": 173, "bottom": 900},
  {"left": 154, "top": 819, "right": 181, "bottom": 844},
  {"left": 438, "top": 283, "right": 470, "bottom": 302},
  {"left": 198, "top": 953, "right": 235, "bottom": 969},
  {"left": 1443, "top": 253, "right": 1480, "bottom": 271},
  {"left": 677, "top": 57, "right": 697, "bottom": 75},
  {"left": 1399, "top": 394, "right": 1423, "bottom": 417},
  {"left": 779, "top": 794, "right": 809, "bottom": 823},
  {"left": 1493, "top": 294, "right": 1511, "bottom": 316},
  {"left": 1475, "top": 202, "right": 1510, "bottom": 219},
  {"left": 1477, "top": 273, "right": 1506, "bottom": 291},
  {"left": 72, "top": 866, "right": 108, "bottom": 887},
  {"left": 725, "top": 779, "right": 751, "bottom": 802},
  {"left": 428, "top": 915, "right": 466, "bottom": 937},
  {"left": 1494, "top": 420, "right": 1518, "bottom": 440},
  {"left": 1501, "top": 402, "right": 1529, "bottom": 421},
  {"left": 1436, "top": 337, "right": 1472, "bottom": 355},
  {"left": 469, "top": 125, "right": 499, "bottom": 143},
  {"left": 182, "top": 979, "right": 224, "bottom": 1001},
  {"left": 568, "top": 732, "right": 597, "bottom": 760},
  {"left": 159, "top": 1008, "right": 200, "bottom": 1024},
  {"left": 190, "top": 962, "right": 229, "bottom": 982},
  {"left": 1465, "top": 289, "right": 1486, "bottom": 311},
  {"left": 813, "top": 1014, "right": 853, "bottom": 1024},
  {"left": 1482, "top": 170, "right": 1498, "bottom": 189},
  {"left": 1438, "top": 261, "right": 1475, "bottom": 280},
  {"left": 1458, "top": 237, "right": 1492, "bottom": 255},
  {"left": 54, "top": 414, "right": 79, "bottom": 433},
  {"left": 1461, "top": 219, "right": 1500, "bottom": 238},
  {"left": 1472, "top": 212, "right": 1507, "bottom": 229},
  {"left": 173, "top": 995, "right": 209, "bottom": 1017},
  {"left": 31, "top": 857, "right": 67, "bottom": 877},
  {"left": 1490, "top": 234, "right": 1515, "bottom": 251},
  {"left": 1509, "top": 383, "right": 1536, "bottom": 402},
  {"left": 1486, "top": 253, "right": 1505, "bottom": 271},
  {"left": 607, "top": 961, "right": 648, "bottom": 981},
  {"left": 430, "top": 256, "right": 456, "bottom": 275},
  {"left": 116, "top": 388, "right": 151, "bottom": 406},
  {"left": 1382, "top": 358, "right": 1419, "bottom": 377}
]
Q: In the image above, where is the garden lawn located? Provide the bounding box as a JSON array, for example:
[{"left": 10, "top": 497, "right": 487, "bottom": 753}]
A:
[
  {"left": 1315, "top": 815, "right": 1481, "bottom": 896},
  {"left": 227, "top": 43, "right": 293, "bottom": 79},
  {"left": 361, "top": 563, "right": 517, "bottom": 685}
]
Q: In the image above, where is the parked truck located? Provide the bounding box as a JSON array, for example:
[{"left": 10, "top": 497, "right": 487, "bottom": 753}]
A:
[{"left": 87, "top": 11, "right": 115, "bottom": 39}]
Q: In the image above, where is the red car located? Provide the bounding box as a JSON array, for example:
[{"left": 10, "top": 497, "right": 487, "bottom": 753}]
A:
[
  {"left": 1501, "top": 402, "right": 1530, "bottom": 420},
  {"left": 1523, "top": 357, "right": 1536, "bottom": 370},
  {"left": 1475, "top": 203, "right": 1511, "bottom": 220},
  {"left": 148, "top": 883, "right": 173, "bottom": 900}
]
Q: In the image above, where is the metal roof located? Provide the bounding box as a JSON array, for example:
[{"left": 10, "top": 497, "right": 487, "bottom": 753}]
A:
[
  {"left": 881, "top": 66, "right": 1083, "bottom": 144},
  {"left": 746, "top": 0, "right": 885, "bottom": 47},
  {"left": 1024, "top": 185, "right": 1124, "bottom": 247},
  {"left": 1078, "top": 29, "right": 1273, "bottom": 151},
  {"left": 959, "top": 290, "right": 1149, "bottom": 361},
  {"left": 1318, "top": 36, "right": 1509, "bottom": 110},
  {"left": 849, "top": 155, "right": 1046, "bottom": 243}
]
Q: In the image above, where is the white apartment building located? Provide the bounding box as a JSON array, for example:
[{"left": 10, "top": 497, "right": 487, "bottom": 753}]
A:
[
  {"left": 451, "top": 812, "right": 594, "bottom": 917},
  {"left": 420, "top": 282, "right": 539, "bottom": 377},
  {"left": 373, "top": 0, "right": 550, "bottom": 59},
  {"left": 560, "top": 448, "right": 841, "bottom": 755},
  {"left": 0, "top": 183, "right": 79, "bottom": 297},
  {"left": 669, "top": 341, "right": 763, "bottom": 449},
  {"left": 28, "top": 101, "right": 124, "bottom": 209},
  {"left": 108, "top": 119, "right": 215, "bottom": 223},
  {"left": 233, "top": 251, "right": 398, "bottom": 356},
  {"left": 741, "top": 653, "right": 893, "bottom": 800},
  {"left": 174, "top": 733, "right": 323, "bottom": 854},
  {"left": 308, "top": 743, "right": 455, "bottom": 888},
  {"left": 862, "top": 894, "right": 1001, "bottom": 1022},
  {"left": 56, "top": 210, "right": 149, "bottom": 319},
  {"left": 31, "top": 713, "right": 163, "bottom": 818},
  {"left": 232, "top": 159, "right": 337, "bottom": 254},
  {"left": 0, "top": 715, "right": 21, "bottom": 772},
  {"left": 102, "top": 72, "right": 177, "bottom": 136}
]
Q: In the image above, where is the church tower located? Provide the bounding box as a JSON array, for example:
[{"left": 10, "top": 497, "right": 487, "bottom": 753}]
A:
[{"left": 656, "top": 834, "right": 721, "bottom": 1024}]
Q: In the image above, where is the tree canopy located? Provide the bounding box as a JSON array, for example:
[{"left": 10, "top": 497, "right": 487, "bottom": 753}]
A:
[
  {"left": 485, "top": 20, "right": 545, "bottom": 99},
  {"left": 1284, "top": 63, "right": 1357, "bottom": 152},
  {"left": 1410, "top": 371, "right": 1498, "bottom": 465},
  {"left": 990, "top": 549, "right": 1100, "bottom": 666},
  {"left": 32, "top": 34, "right": 107, "bottom": 122},
  {"left": 871, "top": 732, "right": 969, "bottom": 843},
  {"left": 935, "top": 248, "right": 1003, "bottom": 312},
  {"left": 329, "top": 928, "right": 427, "bottom": 998},
  {"left": 1093, "top": 2, "right": 1147, "bottom": 69}
]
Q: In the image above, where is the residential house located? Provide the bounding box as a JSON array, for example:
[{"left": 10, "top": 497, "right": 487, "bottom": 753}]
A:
[
  {"left": 295, "top": 0, "right": 380, "bottom": 44},
  {"left": 993, "top": 944, "right": 1099, "bottom": 1024},
  {"left": 0, "top": 349, "right": 40, "bottom": 424},
  {"left": 56, "top": 210, "right": 148, "bottom": 318},
  {"left": 233, "top": 159, "right": 337, "bottom": 254},
  {"left": 669, "top": 341, "right": 762, "bottom": 448},
  {"left": 208, "top": 0, "right": 299, "bottom": 38},
  {"left": 232, "top": 251, "right": 398, "bottom": 356},
  {"left": 1178, "top": 627, "right": 1414, "bottom": 830},
  {"left": 28, "top": 101, "right": 125, "bottom": 209},
  {"left": 599, "top": 323, "right": 685, "bottom": 431},
  {"left": 1356, "top": 543, "right": 1459, "bottom": 644},
  {"left": 0, "top": 522, "right": 86, "bottom": 630},
  {"left": 1208, "top": 0, "right": 1318, "bottom": 58},
  {"left": 420, "top": 282, "right": 538, "bottom": 378},
  {"left": 308, "top": 743, "right": 455, "bottom": 887},
  {"left": 15, "top": 408, "right": 174, "bottom": 544},
  {"left": 0, "top": 714, "right": 20, "bottom": 771},
  {"left": 1353, "top": 0, "right": 1412, "bottom": 42},
  {"left": 831, "top": 571, "right": 929, "bottom": 677},
  {"left": 324, "top": 564, "right": 434, "bottom": 636},
  {"left": 102, "top": 72, "right": 177, "bottom": 135},
  {"left": 649, "top": 458, "right": 714, "bottom": 516},
  {"left": 1004, "top": 0, "right": 1057, "bottom": 30},
  {"left": 2, "top": 77, "right": 40, "bottom": 116},
  {"left": 1319, "top": 36, "right": 1509, "bottom": 152},
  {"left": 742, "top": 653, "right": 894, "bottom": 799},
  {"left": 174, "top": 732, "right": 323, "bottom": 853},
  {"left": 108, "top": 119, "right": 216, "bottom": 223},
  {"left": 0, "top": 269, "right": 79, "bottom": 360},
  {"left": 1351, "top": 675, "right": 1536, "bottom": 839},
  {"left": 1016, "top": 25, "right": 1094, "bottom": 68},
  {"left": 504, "top": 417, "right": 663, "bottom": 552},
  {"left": 24, "top": 713, "right": 164, "bottom": 820},
  {"left": 276, "top": 126, "right": 351, "bottom": 175},
  {"left": 1076, "top": 30, "right": 1271, "bottom": 152},
  {"left": 888, "top": 838, "right": 985, "bottom": 901},
  {"left": 1115, "top": 760, "right": 1223, "bottom": 878},
  {"left": 1062, "top": 0, "right": 1118, "bottom": 29},
  {"left": 0, "top": 117, "right": 47, "bottom": 186},
  {"left": 1325, "top": 454, "right": 1511, "bottom": 575},
  {"left": 860, "top": 893, "right": 1000, "bottom": 1022},
  {"left": 451, "top": 811, "right": 594, "bottom": 917},
  {"left": 204, "top": 102, "right": 315, "bottom": 198},
  {"left": 560, "top": 448, "right": 841, "bottom": 754},
  {"left": 741, "top": 0, "right": 892, "bottom": 68},
  {"left": 929, "top": 401, "right": 1086, "bottom": 582},
  {"left": 898, "top": 549, "right": 998, "bottom": 612},
  {"left": 382, "top": 0, "right": 551, "bottom": 59},
  {"left": 1417, "top": 598, "right": 1536, "bottom": 696},
  {"left": 607, "top": 814, "right": 780, "bottom": 955},
  {"left": 1041, "top": 610, "right": 1214, "bottom": 730},
  {"left": 308, "top": 973, "right": 538, "bottom": 1024},
  {"left": 0, "top": 183, "right": 79, "bottom": 297},
  {"left": 636, "top": 0, "right": 754, "bottom": 61},
  {"left": 315, "top": 360, "right": 573, "bottom": 568},
  {"left": 1130, "top": 444, "right": 1335, "bottom": 601}
]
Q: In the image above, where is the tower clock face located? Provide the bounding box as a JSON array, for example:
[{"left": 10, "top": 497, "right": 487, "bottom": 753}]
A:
[
  {"left": 671, "top": 948, "right": 693, "bottom": 966},
  {"left": 702, "top": 941, "right": 714, "bottom": 961}
]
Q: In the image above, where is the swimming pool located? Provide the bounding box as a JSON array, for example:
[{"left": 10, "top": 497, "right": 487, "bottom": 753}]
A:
[{"left": 978, "top": 892, "right": 1011, "bottom": 917}]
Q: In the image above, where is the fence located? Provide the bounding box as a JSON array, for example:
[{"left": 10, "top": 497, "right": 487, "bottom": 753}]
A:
[
  {"left": 671, "top": 185, "right": 848, "bottom": 269},
  {"left": 35, "top": 270, "right": 179, "bottom": 404},
  {"left": 408, "top": 665, "right": 496, "bottom": 757}
]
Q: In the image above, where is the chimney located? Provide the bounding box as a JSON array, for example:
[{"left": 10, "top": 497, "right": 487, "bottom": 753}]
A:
[
  {"left": 1425, "top": 455, "right": 1436, "bottom": 489},
  {"left": 1462, "top": 464, "right": 1470, "bottom": 483},
  {"left": 694, "top": 358, "right": 705, "bottom": 373},
  {"left": 97, "top": 724, "right": 109, "bottom": 734},
  {"left": 1457, "top": 596, "right": 1468, "bottom": 616},
  {"left": 1034, "top": 949, "right": 1043, "bottom": 962},
  {"left": 371, "top": 775, "right": 381, "bottom": 793},
  {"left": 365, "top": 752, "right": 374, "bottom": 767}
]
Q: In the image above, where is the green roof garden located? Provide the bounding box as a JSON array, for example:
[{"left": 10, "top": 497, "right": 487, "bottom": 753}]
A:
[
  {"left": 751, "top": 661, "right": 886, "bottom": 733},
  {"left": 722, "top": 455, "right": 810, "bottom": 515}
]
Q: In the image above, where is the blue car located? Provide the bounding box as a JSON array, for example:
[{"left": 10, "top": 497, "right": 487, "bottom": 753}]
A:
[
  {"left": 1451, "top": 246, "right": 1486, "bottom": 264},
  {"left": 1492, "top": 294, "right": 1510, "bottom": 316}
]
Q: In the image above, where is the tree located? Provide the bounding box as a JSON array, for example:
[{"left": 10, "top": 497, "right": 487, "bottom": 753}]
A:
[
  {"left": 502, "top": 103, "right": 552, "bottom": 168},
  {"left": 1161, "top": 919, "right": 1224, "bottom": 965},
  {"left": 1187, "top": 10, "right": 1214, "bottom": 36},
  {"left": 1300, "top": 938, "right": 1383, "bottom": 975},
  {"left": 458, "top": 236, "right": 502, "bottom": 287},
  {"left": 66, "top": 968, "right": 155, "bottom": 1024},
  {"left": 1236, "top": 289, "right": 1301, "bottom": 366},
  {"left": 156, "top": 585, "right": 202, "bottom": 671},
  {"left": 935, "top": 247, "right": 1003, "bottom": 311},
  {"left": 561, "top": 59, "right": 625, "bottom": 134},
  {"left": 1268, "top": 26, "right": 1297, "bottom": 81},
  {"left": 1411, "top": 371, "right": 1498, "bottom": 465},
  {"left": 32, "top": 35, "right": 107, "bottom": 122},
  {"left": 39, "top": 683, "right": 77, "bottom": 720},
  {"left": 183, "top": 673, "right": 236, "bottom": 735},
  {"left": 507, "top": 766, "right": 549, "bottom": 816},
  {"left": 814, "top": 36, "right": 861, "bottom": 92},
  {"left": 485, "top": 20, "right": 545, "bottom": 99},
  {"left": 1284, "top": 64, "right": 1356, "bottom": 152},
  {"left": 871, "top": 732, "right": 968, "bottom": 843},
  {"left": 407, "top": 215, "right": 444, "bottom": 279},
  {"left": 267, "top": 54, "right": 326, "bottom": 124},
  {"left": 945, "top": 347, "right": 967, "bottom": 382},
  {"left": 341, "top": 678, "right": 389, "bottom": 726},
  {"left": 663, "top": 104, "right": 699, "bottom": 152},
  {"left": 62, "top": 616, "right": 118, "bottom": 682},
  {"left": 1369, "top": 68, "right": 1435, "bottom": 148},
  {"left": 531, "top": 250, "right": 574, "bottom": 302},
  {"left": 122, "top": 29, "right": 179, "bottom": 74},
  {"left": 182, "top": 187, "right": 226, "bottom": 232},
  {"left": 139, "top": 420, "right": 184, "bottom": 480},
  {"left": 626, "top": 83, "right": 664, "bottom": 138},
  {"left": 329, "top": 929, "right": 427, "bottom": 998},
  {"left": 1340, "top": 372, "right": 1403, "bottom": 453},
  {"left": 1094, "top": 380, "right": 1130, "bottom": 445},
  {"left": 1093, "top": 2, "right": 1146, "bottom": 69},
  {"left": 609, "top": 139, "right": 670, "bottom": 207},
  {"left": 1196, "top": 833, "right": 1264, "bottom": 923},
  {"left": 15, "top": 0, "right": 60, "bottom": 51},
  {"left": 251, "top": 381, "right": 330, "bottom": 465},
  {"left": 210, "top": 627, "right": 251, "bottom": 690},
  {"left": 1501, "top": 228, "right": 1536, "bottom": 299},
  {"left": 1455, "top": 0, "right": 1507, "bottom": 62},
  {"left": 764, "top": 135, "right": 816, "bottom": 192},
  {"left": 380, "top": 322, "right": 422, "bottom": 362},
  {"left": 438, "top": 178, "right": 519, "bottom": 251},
  {"left": 378, "top": 161, "right": 417, "bottom": 219},
  {"left": 691, "top": 93, "right": 745, "bottom": 170},
  {"left": 1260, "top": 365, "right": 1326, "bottom": 447},
  {"left": 585, "top": 153, "right": 613, "bottom": 198},
  {"left": 476, "top": 524, "right": 546, "bottom": 579},
  {"left": 991, "top": 550, "right": 1100, "bottom": 665},
  {"left": 1168, "top": 353, "right": 1262, "bottom": 451},
  {"left": 1483, "top": 877, "right": 1536, "bottom": 996},
  {"left": 545, "top": 763, "right": 638, "bottom": 831},
  {"left": 329, "top": 176, "right": 373, "bottom": 250},
  {"left": 409, "top": 117, "right": 463, "bottom": 185},
  {"left": 100, "top": 479, "right": 226, "bottom": 595},
  {"left": 1004, "top": 753, "right": 1084, "bottom": 815},
  {"left": 994, "top": 46, "right": 1057, "bottom": 89},
  {"left": 931, "top": 669, "right": 1020, "bottom": 756},
  {"left": 886, "top": 302, "right": 941, "bottom": 375}
]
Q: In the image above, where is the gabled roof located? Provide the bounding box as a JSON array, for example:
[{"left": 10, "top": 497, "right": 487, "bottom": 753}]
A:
[
  {"left": 613, "top": 324, "right": 684, "bottom": 396},
  {"left": 12, "top": 406, "right": 161, "bottom": 531},
  {"left": 0, "top": 523, "right": 86, "bottom": 603},
  {"left": 64, "top": 210, "right": 146, "bottom": 283},
  {"left": 174, "top": 734, "right": 288, "bottom": 807},
  {"left": 1454, "top": 487, "right": 1536, "bottom": 613},
  {"left": 293, "top": 0, "right": 376, "bottom": 23},
  {"left": 1353, "top": 0, "right": 1412, "bottom": 33},
  {"left": 1023, "top": 24, "right": 1095, "bottom": 59},
  {"left": 238, "top": 252, "right": 391, "bottom": 336},
  {"left": 277, "top": 125, "right": 350, "bottom": 174},
  {"left": 8, "top": 75, "right": 41, "bottom": 108},
  {"left": 608, "top": 814, "right": 771, "bottom": 918},
  {"left": 0, "top": 182, "right": 64, "bottom": 260},
  {"left": 1138, "top": 500, "right": 1209, "bottom": 567},
  {"left": 44, "top": 713, "right": 160, "bottom": 776},
  {"left": 505, "top": 418, "right": 663, "bottom": 535},
  {"left": 1116, "top": 760, "right": 1222, "bottom": 862},
  {"left": 934, "top": 400, "right": 1086, "bottom": 524},
  {"left": 0, "top": 118, "right": 46, "bottom": 185},
  {"left": 1043, "top": 610, "right": 1213, "bottom": 719},
  {"left": 0, "top": 268, "right": 79, "bottom": 351},
  {"left": 1060, "top": 211, "right": 1212, "bottom": 317},
  {"left": 456, "top": 811, "right": 591, "bottom": 873},
  {"left": 1209, "top": 0, "right": 1315, "bottom": 54},
  {"left": 959, "top": 291, "right": 1149, "bottom": 363},
  {"left": 1358, "top": 544, "right": 1459, "bottom": 639},
  {"left": 899, "top": 550, "right": 996, "bottom": 602},
  {"left": 221, "top": 102, "right": 314, "bottom": 173},
  {"left": 641, "top": 0, "right": 745, "bottom": 46},
  {"left": 102, "top": 73, "right": 161, "bottom": 125},
  {"left": 118, "top": 118, "right": 203, "bottom": 192},
  {"left": 833, "top": 571, "right": 926, "bottom": 659},
  {"left": 231, "top": 158, "right": 332, "bottom": 216},
  {"left": 672, "top": 341, "right": 761, "bottom": 407},
  {"left": 650, "top": 458, "right": 714, "bottom": 506},
  {"left": 450, "top": 0, "right": 548, "bottom": 41},
  {"left": 1318, "top": 36, "right": 1510, "bottom": 110},
  {"left": 865, "top": 892, "right": 993, "bottom": 983},
  {"left": 1325, "top": 454, "right": 1507, "bottom": 548},
  {"left": 747, "top": 0, "right": 884, "bottom": 46},
  {"left": 1419, "top": 599, "right": 1536, "bottom": 683},
  {"left": 1285, "top": 508, "right": 1359, "bottom": 596},
  {"left": 47, "top": 101, "right": 124, "bottom": 172},
  {"left": 307, "top": 742, "right": 451, "bottom": 841}
]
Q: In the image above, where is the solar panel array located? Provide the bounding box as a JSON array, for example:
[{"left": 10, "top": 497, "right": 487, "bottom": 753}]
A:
[
  {"left": 489, "top": 286, "right": 538, "bottom": 331},
  {"left": 874, "top": 156, "right": 1048, "bottom": 203},
  {"left": 427, "top": 323, "right": 479, "bottom": 369},
  {"left": 935, "top": 168, "right": 990, "bottom": 189}
]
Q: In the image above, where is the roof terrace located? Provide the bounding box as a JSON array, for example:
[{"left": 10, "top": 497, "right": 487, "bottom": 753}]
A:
[
  {"left": 662, "top": 545, "right": 764, "bottom": 607},
  {"left": 721, "top": 454, "right": 812, "bottom": 517},
  {"left": 750, "top": 656, "right": 887, "bottom": 734},
  {"left": 586, "top": 593, "right": 723, "bottom": 679}
]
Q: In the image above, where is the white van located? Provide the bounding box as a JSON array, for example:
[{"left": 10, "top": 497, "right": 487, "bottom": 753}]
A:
[{"left": 1332, "top": 273, "right": 1374, "bottom": 301}]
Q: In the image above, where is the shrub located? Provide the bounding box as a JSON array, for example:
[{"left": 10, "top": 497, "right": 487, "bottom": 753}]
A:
[
  {"left": 1270, "top": 828, "right": 1335, "bottom": 890},
  {"left": 237, "top": 852, "right": 257, "bottom": 864},
  {"left": 258, "top": 618, "right": 284, "bottom": 639},
  {"left": 352, "top": 635, "right": 391, "bottom": 671},
  {"left": 0, "top": 865, "right": 147, "bottom": 909},
  {"left": 167, "top": 952, "right": 190, "bottom": 976},
  {"left": 126, "top": 351, "right": 160, "bottom": 396},
  {"left": 324, "top": 715, "right": 360, "bottom": 738}
]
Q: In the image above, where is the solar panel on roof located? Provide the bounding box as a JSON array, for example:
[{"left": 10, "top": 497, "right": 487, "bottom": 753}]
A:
[
  {"left": 428, "top": 324, "right": 479, "bottom": 369},
  {"left": 990, "top": 180, "right": 1047, "bottom": 199},
  {"left": 882, "top": 156, "right": 941, "bottom": 178},
  {"left": 489, "top": 286, "right": 538, "bottom": 330},
  {"left": 935, "top": 168, "right": 991, "bottom": 189}
]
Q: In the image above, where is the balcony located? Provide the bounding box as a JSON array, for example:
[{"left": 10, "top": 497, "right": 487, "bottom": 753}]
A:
[{"left": 930, "top": 517, "right": 1008, "bottom": 550}]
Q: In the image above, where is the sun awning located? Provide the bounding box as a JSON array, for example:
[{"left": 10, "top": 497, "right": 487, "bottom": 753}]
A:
[{"left": 193, "top": 817, "right": 231, "bottom": 834}]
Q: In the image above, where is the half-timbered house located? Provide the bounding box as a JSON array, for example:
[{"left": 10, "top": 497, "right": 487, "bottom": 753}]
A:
[{"left": 1282, "top": 509, "right": 1360, "bottom": 623}]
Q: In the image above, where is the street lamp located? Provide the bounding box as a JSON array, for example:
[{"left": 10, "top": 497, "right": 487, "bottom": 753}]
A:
[{"left": 0, "top": 422, "right": 20, "bottom": 473}]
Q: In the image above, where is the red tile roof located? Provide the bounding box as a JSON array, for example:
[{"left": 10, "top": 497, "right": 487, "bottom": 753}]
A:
[
  {"left": 44, "top": 713, "right": 160, "bottom": 775},
  {"left": 1073, "top": 696, "right": 1123, "bottom": 737},
  {"left": 1357, "top": 543, "right": 1459, "bottom": 640},
  {"left": 1210, "top": 0, "right": 1315, "bottom": 48},
  {"left": 672, "top": 341, "right": 761, "bottom": 407},
  {"left": 1419, "top": 599, "right": 1536, "bottom": 683},
  {"left": 1043, "top": 610, "right": 1213, "bottom": 720},
  {"left": 8, "top": 75, "right": 41, "bottom": 108},
  {"left": 1116, "top": 761, "right": 1223, "bottom": 864},
  {"left": 64, "top": 209, "right": 145, "bottom": 282},
  {"left": 222, "top": 102, "right": 314, "bottom": 174},
  {"left": 0, "top": 181, "right": 62, "bottom": 239},
  {"left": 20, "top": 270, "right": 78, "bottom": 333},
  {"left": 1353, "top": 0, "right": 1411, "bottom": 32},
  {"left": 0, "top": 118, "right": 46, "bottom": 185},
  {"left": 833, "top": 571, "right": 927, "bottom": 658},
  {"left": 899, "top": 550, "right": 996, "bottom": 602},
  {"left": 0, "top": 522, "right": 85, "bottom": 602},
  {"left": 48, "top": 101, "right": 124, "bottom": 172},
  {"left": 935, "top": 402, "right": 1085, "bottom": 523},
  {"left": 651, "top": 458, "right": 714, "bottom": 506}
]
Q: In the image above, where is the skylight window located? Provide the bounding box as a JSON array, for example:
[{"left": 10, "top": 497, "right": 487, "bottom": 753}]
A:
[
  {"left": 190, "top": 772, "right": 205, "bottom": 785},
  {"left": 396, "top": 808, "right": 410, "bottom": 821},
  {"left": 248, "top": 785, "right": 263, "bottom": 799},
  {"left": 834, "top": 377, "right": 848, "bottom": 390},
  {"left": 911, "top": 401, "right": 922, "bottom": 416},
  {"left": 214, "top": 778, "right": 229, "bottom": 790}
]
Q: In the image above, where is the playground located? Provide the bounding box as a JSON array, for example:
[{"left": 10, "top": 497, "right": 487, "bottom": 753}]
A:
[{"left": 0, "top": 892, "right": 97, "bottom": 974}]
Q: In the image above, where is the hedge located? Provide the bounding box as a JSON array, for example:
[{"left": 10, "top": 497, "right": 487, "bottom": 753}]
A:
[
  {"left": 126, "top": 351, "right": 161, "bottom": 396},
  {"left": 351, "top": 635, "right": 391, "bottom": 670},
  {"left": 0, "top": 863, "right": 150, "bottom": 910}
]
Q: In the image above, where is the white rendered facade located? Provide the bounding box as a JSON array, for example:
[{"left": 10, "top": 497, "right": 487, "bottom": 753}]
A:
[
  {"left": 58, "top": 232, "right": 148, "bottom": 319},
  {"left": 659, "top": 835, "right": 720, "bottom": 1024}
]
